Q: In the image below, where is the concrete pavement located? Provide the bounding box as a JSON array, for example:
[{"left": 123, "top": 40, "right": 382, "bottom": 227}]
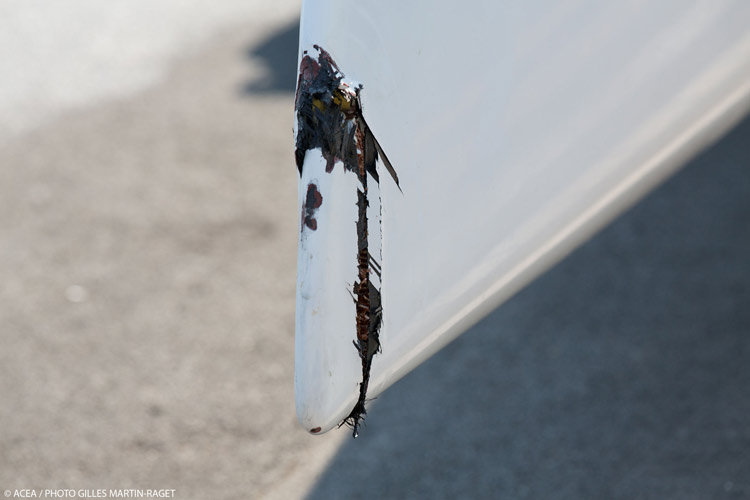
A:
[{"left": 0, "top": 15, "right": 345, "bottom": 500}]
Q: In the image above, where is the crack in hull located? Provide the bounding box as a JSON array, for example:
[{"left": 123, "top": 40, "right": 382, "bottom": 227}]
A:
[{"left": 295, "top": 45, "right": 399, "bottom": 437}]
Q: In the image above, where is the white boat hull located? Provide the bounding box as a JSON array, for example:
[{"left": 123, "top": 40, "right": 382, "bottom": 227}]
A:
[{"left": 295, "top": 0, "right": 750, "bottom": 434}]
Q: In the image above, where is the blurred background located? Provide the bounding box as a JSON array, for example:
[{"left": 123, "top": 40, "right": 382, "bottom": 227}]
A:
[{"left": 1, "top": 2, "right": 748, "bottom": 499}]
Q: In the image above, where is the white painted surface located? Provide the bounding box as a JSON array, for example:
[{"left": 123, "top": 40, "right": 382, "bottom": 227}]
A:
[
  {"left": 295, "top": 150, "right": 362, "bottom": 432},
  {"left": 0, "top": 0, "right": 299, "bottom": 137},
  {"left": 295, "top": 0, "right": 750, "bottom": 433}
]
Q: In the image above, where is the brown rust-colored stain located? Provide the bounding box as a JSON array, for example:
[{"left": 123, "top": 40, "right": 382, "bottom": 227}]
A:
[
  {"left": 310, "top": 427, "right": 322, "bottom": 434},
  {"left": 295, "top": 45, "right": 400, "bottom": 438},
  {"left": 302, "top": 182, "right": 323, "bottom": 231}
]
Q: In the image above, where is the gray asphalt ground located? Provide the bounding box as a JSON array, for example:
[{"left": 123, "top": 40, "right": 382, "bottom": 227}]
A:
[
  {"left": 2, "top": 14, "right": 749, "bottom": 500},
  {"left": 0, "top": 19, "right": 345, "bottom": 500}
]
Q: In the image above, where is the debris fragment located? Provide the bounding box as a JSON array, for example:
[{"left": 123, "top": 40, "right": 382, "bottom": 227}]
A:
[{"left": 295, "top": 45, "right": 400, "bottom": 437}]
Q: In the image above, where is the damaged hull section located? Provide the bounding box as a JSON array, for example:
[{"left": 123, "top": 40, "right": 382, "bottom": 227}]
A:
[
  {"left": 294, "top": 0, "right": 750, "bottom": 442},
  {"left": 295, "top": 149, "right": 361, "bottom": 434},
  {"left": 294, "top": 45, "right": 398, "bottom": 436}
]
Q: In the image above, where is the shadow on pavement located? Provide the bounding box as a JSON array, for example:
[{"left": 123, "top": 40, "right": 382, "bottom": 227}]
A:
[
  {"left": 243, "top": 20, "right": 299, "bottom": 94},
  {"left": 306, "top": 116, "right": 750, "bottom": 500}
]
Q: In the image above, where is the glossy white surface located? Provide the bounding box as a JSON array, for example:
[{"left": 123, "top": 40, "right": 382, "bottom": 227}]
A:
[{"left": 295, "top": 0, "right": 750, "bottom": 433}]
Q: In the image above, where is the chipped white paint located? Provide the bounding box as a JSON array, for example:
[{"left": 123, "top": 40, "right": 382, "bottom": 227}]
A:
[
  {"left": 295, "top": 149, "right": 362, "bottom": 433},
  {"left": 295, "top": 0, "right": 750, "bottom": 433}
]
